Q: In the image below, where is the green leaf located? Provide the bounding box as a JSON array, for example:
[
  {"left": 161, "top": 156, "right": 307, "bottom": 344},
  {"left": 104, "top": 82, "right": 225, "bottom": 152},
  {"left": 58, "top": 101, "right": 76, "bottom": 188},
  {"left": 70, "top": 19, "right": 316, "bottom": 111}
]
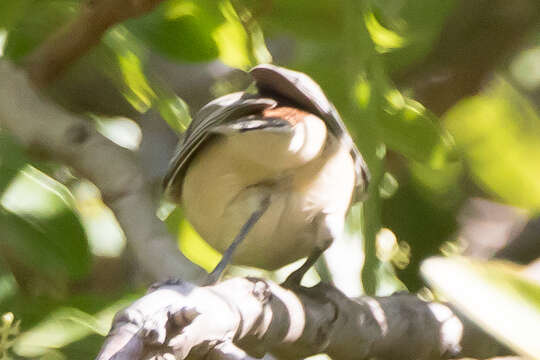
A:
[
  {"left": 370, "top": 0, "right": 457, "bottom": 72},
  {"left": 101, "top": 27, "right": 156, "bottom": 113},
  {"left": 212, "top": 0, "right": 253, "bottom": 69},
  {"left": 0, "top": 166, "right": 91, "bottom": 280},
  {"left": 11, "top": 293, "right": 139, "bottom": 358},
  {"left": 3, "top": 0, "right": 77, "bottom": 61},
  {"left": 379, "top": 172, "right": 398, "bottom": 199},
  {"left": 444, "top": 78, "right": 540, "bottom": 211},
  {"left": 155, "top": 89, "right": 192, "bottom": 133},
  {"left": 364, "top": 10, "right": 406, "bottom": 52},
  {"left": 129, "top": 0, "right": 257, "bottom": 68},
  {"left": 422, "top": 257, "right": 540, "bottom": 359},
  {"left": 0, "top": 0, "right": 33, "bottom": 30},
  {"left": 127, "top": 0, "right": 220, "bottom": 62},
  {"left": 0, "top": 133, "right": 26, "bottom": 198},
  {"left": 178, "top": 218, "right": 221, "bottom": 273},
  {"left": 378, "top": 88, "right": 455, "bottom": 166},
  {"left": 255, "top": 0, "right": 342, "bottom": 41},
  {"left": 162, "top": 206, "right": 220, "bottom": 272}
]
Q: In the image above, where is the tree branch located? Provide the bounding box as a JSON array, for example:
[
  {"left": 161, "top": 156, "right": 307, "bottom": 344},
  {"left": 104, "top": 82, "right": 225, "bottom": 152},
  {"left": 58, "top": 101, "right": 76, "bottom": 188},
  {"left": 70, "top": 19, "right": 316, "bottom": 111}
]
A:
[
  {"left": 95, "top": 278, "right": 503, "bottom": 360},
  {"left": 0, "top": 61, "right": 205, "bottom": 282},
  {"left": 25, "top": 0, "right": 164, "bottom": 87},
  {"left": 0, "top": 0, "right": 207, "bottom": 282},
  {"left": 395, "top": 0, "right": 540, "bottom": 116}
]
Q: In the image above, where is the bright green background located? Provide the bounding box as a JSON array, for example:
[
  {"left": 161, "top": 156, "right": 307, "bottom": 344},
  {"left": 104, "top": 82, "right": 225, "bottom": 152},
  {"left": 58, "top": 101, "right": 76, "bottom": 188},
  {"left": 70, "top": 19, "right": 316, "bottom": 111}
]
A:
[{"left": 0, "top": 0, "right": 540, "bottom": 358}]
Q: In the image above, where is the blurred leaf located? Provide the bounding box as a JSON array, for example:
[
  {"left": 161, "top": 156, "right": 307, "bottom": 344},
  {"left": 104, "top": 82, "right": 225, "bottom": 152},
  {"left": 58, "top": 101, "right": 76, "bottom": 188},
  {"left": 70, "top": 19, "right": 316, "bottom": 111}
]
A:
[
  {"left": 127, "top": 0, "right": 220, "bottom": 62},
  {"left": 364, "top": 10, "right": 406, "bottom": 52},
  {"left": 256, "top": 0, "right": 342, "bottom": 41},
  {"left": 102, "top": 27, "right": 156, "bottom": 113},
  {"left": 164, "top": 206, "right": 220, "bottom": 272},
  {"left": 3, "top": 0, "right": 77, "bottom": 60},
  {"left": 0, "top": 0, "right": 33, "bottom": 30},
  {"left": 0, "top": 133, "right": 26, "bottom": 198},
  {"left": 409, "top": 160, "right": 463, "bottom": 205},
  {"left": 93, "top": 116, "right": 142, "bottom": 151},
  {"left": 370, "top": 0, "right": 457, "bottom": 72},
  {"left": 444, "top": 79, "right": 540, "bottom": 211},
  {"left": 213, "top": 0, "right": 253, "bottom": 69},
  {"left": 0, "top": 312, "right": 19, "bottom": 359},
  {"left": 155, "top": 89, "right": 192, "bottom": 133},
  {"left": 379, "top": 88, "right": 455, "bottom": 166},
  {"left": 422, "top": 257, "right": 540, "bottom": 359},
  {"left": 0, "top": 166, "right": 90, "bottom": 280},
  {"left": 178, "top": 218, "right": 221, "bottom": 273},
  {"left": 379, "top": 172, "right": 398, "bottom": 199},
  {"left": 128, "top": 0, "right": 258, "bottom": 68},
  {"left": 0, "top": 269, "right": 17, "bottom": 306},
  {"left": 12, "top": 294, "right": 138, "bottom": 358},
  {"left": 382, "top": 179, "right": 458, "bottom": 291},
  {"left": 510, "top": 45, "right": 540, "bottom": 91},
  {"left": 71, "top": 180, "right": 126, "bottom": 258}
]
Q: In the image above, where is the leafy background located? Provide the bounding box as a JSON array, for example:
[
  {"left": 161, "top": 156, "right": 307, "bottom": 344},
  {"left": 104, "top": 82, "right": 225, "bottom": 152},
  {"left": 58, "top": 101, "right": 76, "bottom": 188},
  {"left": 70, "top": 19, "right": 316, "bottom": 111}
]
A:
[{"left": 0, "top": 0, "right": 540, "bottom": 358}]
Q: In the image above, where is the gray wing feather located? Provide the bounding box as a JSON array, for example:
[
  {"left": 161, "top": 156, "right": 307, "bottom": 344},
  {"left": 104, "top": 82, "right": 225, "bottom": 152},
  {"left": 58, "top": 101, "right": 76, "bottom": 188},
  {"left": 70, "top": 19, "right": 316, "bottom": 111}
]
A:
[
  {"left": 163, "top": 92, "right": 277, "bottom": 200},
  {"left": 250, "top": 64, "right": 370, "bottom": 195},
  {"left": 164, "top": 65, "right": 370, "bottom": 201}
]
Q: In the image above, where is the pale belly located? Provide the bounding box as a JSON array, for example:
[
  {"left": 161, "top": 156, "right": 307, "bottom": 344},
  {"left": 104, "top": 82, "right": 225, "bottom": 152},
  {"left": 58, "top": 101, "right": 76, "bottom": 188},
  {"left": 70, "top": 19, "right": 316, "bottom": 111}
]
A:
[{"left": 181, "top": 130, "right": 356, "bottom": 270}]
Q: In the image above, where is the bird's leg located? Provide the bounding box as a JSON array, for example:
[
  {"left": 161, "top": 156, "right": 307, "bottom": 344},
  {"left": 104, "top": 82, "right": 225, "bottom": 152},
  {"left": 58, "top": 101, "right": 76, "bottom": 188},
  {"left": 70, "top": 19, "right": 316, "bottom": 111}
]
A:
[
  {"left": 282, "top": 247, "right": 325, "bottom": 288},
  {"left": 204, "top": 196, "right": 271, "bottom": 285},
  {"left": 283, "top": 213, "right": 337, "bottom": 288}
]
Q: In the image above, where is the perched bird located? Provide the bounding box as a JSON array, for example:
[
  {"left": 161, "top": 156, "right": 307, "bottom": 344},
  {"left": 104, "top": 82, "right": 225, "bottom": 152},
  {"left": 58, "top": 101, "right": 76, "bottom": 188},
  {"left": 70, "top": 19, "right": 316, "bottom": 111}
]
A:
[{"left": 163, "top": 64, "right": 369, "bottom": 285}]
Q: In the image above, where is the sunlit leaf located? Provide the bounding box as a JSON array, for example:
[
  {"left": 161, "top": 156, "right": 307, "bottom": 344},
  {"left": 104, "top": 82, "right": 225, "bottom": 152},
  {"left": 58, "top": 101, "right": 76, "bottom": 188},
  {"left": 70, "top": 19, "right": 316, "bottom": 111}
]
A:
[
  {"left": 381, "top": 92, "right": 454, "bottom": 166},
  {"left": 365, "top": 11, "right": 406, "bottom": 52},
  {"left": 164, "top": 206, "right": 220, "bottom": 272},
  {"left": 212, "top": 0, "right": 252, "bottom": 69},
  {"left": 71, "top": 180, "right": 125, "bottom": 258},
  {"left": 354, "top": 77, "right": 455, "bottom": 166},
  {"left": 93, "top": 116, "right": 142, "bottom": 151},
  {"left": 102, "top": 27, "right": 156, "bottom": 113},
  {"left": 12, "top": 295, "right": 137, "bottom": 357},
  {"left": 371, "top": 0, "right": 457, "bottom": 72},
  {"left": 178, "top": 218, "right": 221, "bottom": 273},
  {"left": 0, "top": 166, "right": 90, "bottom": 280},
  {"left": 155, "top": 90, "right": 192, "bottom": 133},
  {"left": 444, "top": 78, "right": 540, "bottom": 211},
  {"left": 379, "top": 172, "right": 398, "bottom": 199},
  {"left": 422, "top": 257, "right": 540, "bottom": 359},
  {"left": 510, "top": 45, "right": 540, "bottom": 91}
]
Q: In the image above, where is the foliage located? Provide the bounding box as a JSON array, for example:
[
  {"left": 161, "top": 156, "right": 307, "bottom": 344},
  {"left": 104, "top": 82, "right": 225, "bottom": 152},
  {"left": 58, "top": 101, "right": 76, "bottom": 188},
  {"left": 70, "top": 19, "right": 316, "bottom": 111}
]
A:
[
  {"left": 0, "top": 313, "right": 19, "bottom": 360},
  {"left": 422, "top": 257, "right": 540, "bottom": 359},
  {"left": 0, "top": 0, "right": 539, "bottom": 357}
]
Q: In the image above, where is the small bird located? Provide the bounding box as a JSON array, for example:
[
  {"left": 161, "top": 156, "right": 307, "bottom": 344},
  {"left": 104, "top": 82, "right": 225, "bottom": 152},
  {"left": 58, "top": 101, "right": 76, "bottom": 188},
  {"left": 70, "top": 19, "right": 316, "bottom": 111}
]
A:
[{"left": 163, "top": 64, "right": 369, "bottom": 285}]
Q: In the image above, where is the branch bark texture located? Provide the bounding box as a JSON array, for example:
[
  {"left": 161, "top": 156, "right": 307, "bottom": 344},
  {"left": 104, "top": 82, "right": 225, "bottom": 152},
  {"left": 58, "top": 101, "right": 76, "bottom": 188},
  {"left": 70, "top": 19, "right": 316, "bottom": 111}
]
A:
[
  {"left": 0, "top": 0, "right": 207, "bottom": 282},
  {"left": 96, "top": 278, "right": 501, "bottom": 360},
  {"left": 0, "top": 61, "right": 205, "bottom": 282}
]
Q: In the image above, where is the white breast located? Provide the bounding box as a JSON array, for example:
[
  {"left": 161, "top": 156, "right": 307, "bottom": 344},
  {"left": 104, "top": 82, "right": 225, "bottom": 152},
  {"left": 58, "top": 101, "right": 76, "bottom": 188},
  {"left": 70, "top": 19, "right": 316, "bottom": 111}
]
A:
[{"left": 181, "top": 117, "right": 356, "bottom": 270}]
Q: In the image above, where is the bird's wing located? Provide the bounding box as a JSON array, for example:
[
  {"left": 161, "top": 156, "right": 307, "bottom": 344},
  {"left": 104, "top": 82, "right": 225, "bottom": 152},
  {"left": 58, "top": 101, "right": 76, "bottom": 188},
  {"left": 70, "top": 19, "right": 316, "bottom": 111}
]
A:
[
  {"left": 163, "top": 92, "right": 277, "bottom": 200},
  {"left": 250, "top": 64, "right": 370, "bottom": 197}
]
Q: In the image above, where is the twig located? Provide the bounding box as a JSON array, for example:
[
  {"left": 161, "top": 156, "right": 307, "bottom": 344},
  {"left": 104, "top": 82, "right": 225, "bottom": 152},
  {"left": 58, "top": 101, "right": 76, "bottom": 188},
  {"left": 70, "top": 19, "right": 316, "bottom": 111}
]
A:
[
  {"left": 0, "top": 61, "right": 205, "bottom": 282},
  {"left": 25, "top": 0, "right": 164, "bottom": 87}
]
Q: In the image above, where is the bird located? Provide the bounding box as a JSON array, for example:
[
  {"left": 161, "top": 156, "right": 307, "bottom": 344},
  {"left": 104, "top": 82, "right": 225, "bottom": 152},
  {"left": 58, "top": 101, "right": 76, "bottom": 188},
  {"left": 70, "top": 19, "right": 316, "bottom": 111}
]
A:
[{"left": 163, "top": 64, "right": 370, "bottom": 285}]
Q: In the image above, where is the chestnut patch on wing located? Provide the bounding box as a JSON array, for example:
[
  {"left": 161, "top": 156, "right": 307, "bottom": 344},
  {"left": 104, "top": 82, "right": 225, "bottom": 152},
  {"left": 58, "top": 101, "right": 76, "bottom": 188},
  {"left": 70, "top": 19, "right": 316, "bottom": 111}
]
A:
[{"left": 262, "top": 107, "right": 312, "bottom": 125}]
